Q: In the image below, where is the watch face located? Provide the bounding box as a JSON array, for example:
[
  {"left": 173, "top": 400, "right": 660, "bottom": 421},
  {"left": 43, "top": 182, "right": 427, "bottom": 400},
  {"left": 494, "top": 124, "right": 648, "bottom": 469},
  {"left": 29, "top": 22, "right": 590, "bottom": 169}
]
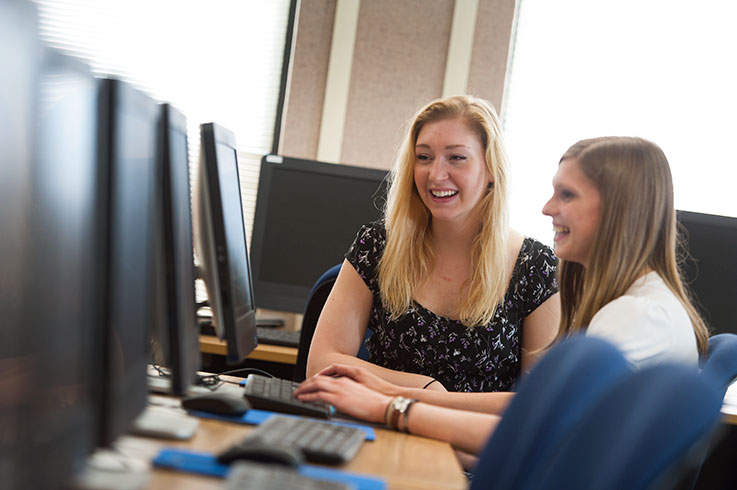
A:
[{"left": 394, "top": 397, "right": 410, "bottom": 412}]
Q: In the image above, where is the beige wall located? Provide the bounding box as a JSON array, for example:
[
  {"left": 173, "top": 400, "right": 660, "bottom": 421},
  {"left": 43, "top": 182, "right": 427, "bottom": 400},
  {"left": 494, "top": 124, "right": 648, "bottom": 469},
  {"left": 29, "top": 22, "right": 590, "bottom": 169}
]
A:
[{"left": 280, "top": 0, "right": 517, "bottom": 169}]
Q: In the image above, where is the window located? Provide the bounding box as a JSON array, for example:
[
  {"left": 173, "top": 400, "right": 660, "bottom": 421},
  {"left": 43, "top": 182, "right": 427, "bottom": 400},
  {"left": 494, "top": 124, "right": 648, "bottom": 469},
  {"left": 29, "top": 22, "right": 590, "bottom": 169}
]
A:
[
  {"left": 503, "top": 0, "right": 737, "bottom": 246},
  {"left": 34, "top": 0, "right": 292, "bottom": 245}
]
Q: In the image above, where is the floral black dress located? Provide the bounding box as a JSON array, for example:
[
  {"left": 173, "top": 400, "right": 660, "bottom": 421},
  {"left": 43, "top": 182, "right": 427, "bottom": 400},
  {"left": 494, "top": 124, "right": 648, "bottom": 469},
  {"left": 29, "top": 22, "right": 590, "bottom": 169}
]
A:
[{"left": 346, "top": 221, "right": 558, "bottom": 393}]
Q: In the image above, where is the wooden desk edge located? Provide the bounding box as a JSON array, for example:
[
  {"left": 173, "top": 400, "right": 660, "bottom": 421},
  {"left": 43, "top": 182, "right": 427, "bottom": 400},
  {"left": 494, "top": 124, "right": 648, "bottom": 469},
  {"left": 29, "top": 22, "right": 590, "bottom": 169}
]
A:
[{"left": 199, "top": 335, "right": 298, "bottom": 365}]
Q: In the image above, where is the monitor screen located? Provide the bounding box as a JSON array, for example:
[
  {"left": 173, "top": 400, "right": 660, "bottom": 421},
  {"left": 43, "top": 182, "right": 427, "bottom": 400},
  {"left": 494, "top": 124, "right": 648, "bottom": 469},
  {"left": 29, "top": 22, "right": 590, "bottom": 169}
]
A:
[
  {"left": 96, "top": 77, "right": 159, "bottom": 446},
  {"left": 193, "top": 123, "right": 257, "bottom": 364},
  {"left": 150, "top": 104, "right": 199, "bottom": 395},
  {"left": 250, "top": 155, "right": 388, "bottom": 313},
  {"left": 677, "top": 210, "right": 737, "bottom": 335}
]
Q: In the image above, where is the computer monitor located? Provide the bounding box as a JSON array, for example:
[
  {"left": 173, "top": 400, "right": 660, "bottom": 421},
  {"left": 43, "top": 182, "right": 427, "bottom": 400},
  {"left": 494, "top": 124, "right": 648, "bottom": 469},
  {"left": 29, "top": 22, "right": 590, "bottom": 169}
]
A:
[
  {"left": 11, "top": 47, "right": 104, "bottom": 489},
  {"left": 677, "top": 210, "right": 737, "bottom": 335},
  {"left": 96, "top": 77, "right": 159, "bottom": 446},
  {"left": 150, "top": 103, "right": 200, "bottom": 395},
  {"left": 193, "top": 122, "right": 258, "bottom": 364},
  {"left": 250, "top": 155, "right": 388, "bottom": 313}
]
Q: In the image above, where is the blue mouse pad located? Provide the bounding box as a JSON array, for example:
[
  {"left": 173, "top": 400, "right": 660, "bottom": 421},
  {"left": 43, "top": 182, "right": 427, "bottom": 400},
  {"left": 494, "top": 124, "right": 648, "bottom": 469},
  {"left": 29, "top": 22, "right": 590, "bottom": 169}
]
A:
[
  {"left": 186, "top": 408, "right": 376, "bottom": 441},
  {"left": 153, "top": 448, "right": 386, "bottom": 490}
]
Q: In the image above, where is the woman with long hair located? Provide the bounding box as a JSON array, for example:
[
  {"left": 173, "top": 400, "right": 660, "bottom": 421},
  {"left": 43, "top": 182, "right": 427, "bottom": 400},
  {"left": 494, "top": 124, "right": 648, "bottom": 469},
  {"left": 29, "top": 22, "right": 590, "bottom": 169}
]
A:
[
  {"left": 296, "top": 136, "right": 708, "bottom": 455},
  {"left": 306, "top": 95, "right": 560, "bottom": 400}
]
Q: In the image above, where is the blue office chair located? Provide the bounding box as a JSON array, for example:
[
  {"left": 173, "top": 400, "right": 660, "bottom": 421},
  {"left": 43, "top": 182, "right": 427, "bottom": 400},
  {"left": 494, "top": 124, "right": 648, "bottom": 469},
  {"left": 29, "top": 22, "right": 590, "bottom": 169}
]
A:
[
  {"left": 530, "top": 363, "right": 723, "bottom": 490},
  {"left": 292, "top": 264, "right": 375, "bottom": 381},
  {"left": 470, "top": 335, "right": 633, "bottom": 490},
  {"left": 293, "top": 264, "right": 342, "bottom": 381},
  {"left": 701, "top": 333, "right": 737, "bottom": 394}
]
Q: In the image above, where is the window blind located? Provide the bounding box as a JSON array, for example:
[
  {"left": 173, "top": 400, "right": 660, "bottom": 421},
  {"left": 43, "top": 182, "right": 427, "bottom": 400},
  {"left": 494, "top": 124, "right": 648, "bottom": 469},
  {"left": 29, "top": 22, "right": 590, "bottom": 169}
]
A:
[{"left": 34, "top": 0, "right": 291, "bottom": 247}]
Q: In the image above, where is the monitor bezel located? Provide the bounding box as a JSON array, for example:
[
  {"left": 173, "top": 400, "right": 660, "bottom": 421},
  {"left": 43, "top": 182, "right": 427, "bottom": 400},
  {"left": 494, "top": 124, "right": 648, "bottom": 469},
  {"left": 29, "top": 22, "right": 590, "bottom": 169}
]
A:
[
  {"left": 194, "top": 122, "right": 257, "bottom": 364},
  {"left": 96, "top": 77, "right": 158, "bottom": 446},
  {"left": 152, "top": 103, "right": 200, "bottom": 395},
  {"left": 677, "top": 209, "right": 737, "bottom": 335}
]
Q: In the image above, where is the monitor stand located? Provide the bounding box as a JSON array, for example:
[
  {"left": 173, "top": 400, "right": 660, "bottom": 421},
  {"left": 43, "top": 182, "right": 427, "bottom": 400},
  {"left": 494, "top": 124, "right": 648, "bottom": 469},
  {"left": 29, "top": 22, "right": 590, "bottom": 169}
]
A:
[
  {"left": 67, "top": 450, "right": 150, "bottom": 490},
  {"left": 129, "top": 405, "right": 199, "bottom": 440}
]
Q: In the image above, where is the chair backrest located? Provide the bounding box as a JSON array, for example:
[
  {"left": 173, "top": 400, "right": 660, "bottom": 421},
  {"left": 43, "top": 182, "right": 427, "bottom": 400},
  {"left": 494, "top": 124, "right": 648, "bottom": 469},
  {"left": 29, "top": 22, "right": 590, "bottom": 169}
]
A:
[
  {"left": 701, "top": 333, "right": 737, "bottom": 394},
  {"left": 532, "top": 363, "right": 723, "bottom": 490},
  {"left": 471, "top": 335, "right": 633, "bottom": 490},
  {"left": 293, "top": 264, "right": 342, "bottom": 382}
]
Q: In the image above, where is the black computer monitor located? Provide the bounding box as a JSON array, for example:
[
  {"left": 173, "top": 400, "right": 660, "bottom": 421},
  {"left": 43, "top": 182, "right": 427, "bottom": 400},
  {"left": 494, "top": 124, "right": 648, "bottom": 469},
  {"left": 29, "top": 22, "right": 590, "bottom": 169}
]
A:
[
  {"left": 11, "top": 47, "right": 104, "bottom": 489},
  {"left": 677, "top": 210, "right": 737, "bottom": 335},
  {"left": 250, "top": 155, "right": 388, "bottom": 313},
  {"left": 193, "top": 122, "right": 258, "bottom": 364},
  {"left": 96, "top": 77, "right": 159, "bottom": 446},
  {"left": 150, "top": 104, "right": 200, "bottom": 395}
]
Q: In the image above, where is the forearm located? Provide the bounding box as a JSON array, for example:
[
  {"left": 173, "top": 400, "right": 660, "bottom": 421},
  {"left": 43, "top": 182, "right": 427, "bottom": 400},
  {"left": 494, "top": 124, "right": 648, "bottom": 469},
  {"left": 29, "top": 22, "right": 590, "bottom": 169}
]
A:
[
  {"left": 406, "top": 402, "right": 499, "bottom": 455},
  {"left": 398, "top": 388, "right": 515, "bottom": 415},
  {"left": 307, "top": 351, "right": 435, "bottom": 389}
]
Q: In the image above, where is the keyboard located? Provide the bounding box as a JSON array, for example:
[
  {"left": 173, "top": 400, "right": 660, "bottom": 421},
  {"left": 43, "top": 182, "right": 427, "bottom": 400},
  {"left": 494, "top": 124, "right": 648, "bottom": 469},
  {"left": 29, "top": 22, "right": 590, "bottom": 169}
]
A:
[
  {"left": 243, "top": 374, "right": 332, "bottom": 419},
  {"left": 237, "top": 415, "right": 366, "bottom": 465},
  {"left": 257, "top": 326, "right": 301, "bottom": 348},
  {"left": 225, "top": 461, "right": 351, "bottom": 490}
]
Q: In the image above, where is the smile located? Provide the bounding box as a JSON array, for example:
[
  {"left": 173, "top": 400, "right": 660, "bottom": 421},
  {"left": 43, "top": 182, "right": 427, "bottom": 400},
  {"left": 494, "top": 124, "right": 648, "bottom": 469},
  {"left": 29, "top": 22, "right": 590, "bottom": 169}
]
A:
[{"left": 431, "top": 190, "right": 458, "bottom": 198}]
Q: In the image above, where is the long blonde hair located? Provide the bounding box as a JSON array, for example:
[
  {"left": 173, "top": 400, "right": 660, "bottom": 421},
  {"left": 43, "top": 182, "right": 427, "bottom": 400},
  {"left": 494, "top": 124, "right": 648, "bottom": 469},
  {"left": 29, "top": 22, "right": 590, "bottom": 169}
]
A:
[
  {"left": 378, "top": 95, "right": 510, "bottom": 327},
  {"left": 556, "top": 136, "right": 709, "bottom": 354}
]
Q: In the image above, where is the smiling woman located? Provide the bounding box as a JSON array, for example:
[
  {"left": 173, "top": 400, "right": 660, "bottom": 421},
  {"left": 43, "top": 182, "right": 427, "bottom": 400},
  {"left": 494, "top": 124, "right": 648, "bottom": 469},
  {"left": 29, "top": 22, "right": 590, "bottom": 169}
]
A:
[
  {"left": 306, "top": 95, "right": 561, "bottom": 400},
  {"left": 548, "top": 136, "right": 709, "bottom": 367}
]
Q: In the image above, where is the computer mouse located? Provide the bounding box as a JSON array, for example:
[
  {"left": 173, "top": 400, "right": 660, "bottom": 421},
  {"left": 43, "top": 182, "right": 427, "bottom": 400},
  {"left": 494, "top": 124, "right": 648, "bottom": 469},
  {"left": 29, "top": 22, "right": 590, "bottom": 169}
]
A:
[
  {"left": 180, "top": 392, "right": 250, "bottom": 416},
  {"left": 217, "top": 439, "right": 305, "bottom": 467}
]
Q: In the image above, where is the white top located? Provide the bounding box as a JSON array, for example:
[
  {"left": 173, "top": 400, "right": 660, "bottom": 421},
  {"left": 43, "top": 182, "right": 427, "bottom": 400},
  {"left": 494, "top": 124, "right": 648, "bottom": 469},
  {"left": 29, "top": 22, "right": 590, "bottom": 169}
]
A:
[{"left": 585, "top": 271, "right": 699, "bottom": 369}]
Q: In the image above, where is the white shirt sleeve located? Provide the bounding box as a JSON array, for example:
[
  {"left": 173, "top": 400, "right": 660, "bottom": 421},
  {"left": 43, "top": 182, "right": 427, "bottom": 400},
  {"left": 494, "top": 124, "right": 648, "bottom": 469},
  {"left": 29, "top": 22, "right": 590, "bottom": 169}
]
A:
[{"left": 586, "top": 295, "right": 685, "bottom": 369}]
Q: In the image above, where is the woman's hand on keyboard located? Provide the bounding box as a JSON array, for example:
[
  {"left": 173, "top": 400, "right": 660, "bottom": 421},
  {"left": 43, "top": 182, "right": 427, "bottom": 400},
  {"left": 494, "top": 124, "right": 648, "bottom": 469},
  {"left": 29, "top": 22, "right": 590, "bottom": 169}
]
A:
[
  {"left": 315, "top": 363, "right": 447, "bottom": 395},
  {"left": 294, "top": 373, "right": 391, "bottom": 424}
]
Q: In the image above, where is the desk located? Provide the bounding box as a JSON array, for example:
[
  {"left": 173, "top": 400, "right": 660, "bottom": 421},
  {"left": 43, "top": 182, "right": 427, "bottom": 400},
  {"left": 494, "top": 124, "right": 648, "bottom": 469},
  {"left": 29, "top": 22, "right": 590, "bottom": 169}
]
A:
[
  {"left": 199, "top": 335, "right": 298, "bottom": 365},
  {"left": 124, "top": 401, "right": 467, "bottom": 489}
]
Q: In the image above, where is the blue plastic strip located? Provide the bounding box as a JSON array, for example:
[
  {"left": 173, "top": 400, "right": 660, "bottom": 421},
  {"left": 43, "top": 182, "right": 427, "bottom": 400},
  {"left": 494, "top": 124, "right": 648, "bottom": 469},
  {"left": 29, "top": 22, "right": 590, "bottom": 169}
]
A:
[{"left": 152, "top": 447, "right": 387, "bottom": 490}]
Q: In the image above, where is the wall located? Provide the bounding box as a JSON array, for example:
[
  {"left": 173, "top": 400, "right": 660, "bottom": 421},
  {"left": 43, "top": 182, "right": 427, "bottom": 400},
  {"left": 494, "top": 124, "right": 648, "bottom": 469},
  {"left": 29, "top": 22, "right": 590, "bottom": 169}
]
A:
[{"left": 280, "top": 0, "right": 517, "bottom": 169}]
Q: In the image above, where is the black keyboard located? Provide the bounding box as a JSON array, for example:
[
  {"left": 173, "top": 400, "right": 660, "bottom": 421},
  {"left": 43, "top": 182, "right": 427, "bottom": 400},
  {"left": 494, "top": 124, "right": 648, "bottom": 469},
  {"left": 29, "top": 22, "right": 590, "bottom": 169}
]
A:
[
  {"left": 256, "top": 326, "right": 301, "bottom": 348},
  {"left": 236, "top": 415, "right": 365, "bottom": 465},
  {"left": 243, "top": 374, "right": 332, "bottom": 419},
  {"left": 225, "top": 461, "right": 351, "bottom": 490}
]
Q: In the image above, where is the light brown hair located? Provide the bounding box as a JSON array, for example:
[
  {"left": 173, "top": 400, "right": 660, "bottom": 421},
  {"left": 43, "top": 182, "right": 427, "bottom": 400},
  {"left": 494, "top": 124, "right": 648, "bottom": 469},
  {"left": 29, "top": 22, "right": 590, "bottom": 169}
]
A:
[{"left": 556, "top": 136, "right": 708, "bottom": 354}]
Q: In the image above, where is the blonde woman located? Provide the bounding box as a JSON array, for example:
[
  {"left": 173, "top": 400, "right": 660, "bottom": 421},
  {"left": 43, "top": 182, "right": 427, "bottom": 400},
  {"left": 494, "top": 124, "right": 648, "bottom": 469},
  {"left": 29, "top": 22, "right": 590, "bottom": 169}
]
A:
[
  {"left": 306, "top": 95, "right": 560, "bottom": 399},
  {"left": 296, "top": 136, "right": 708, "bottom": 456}
]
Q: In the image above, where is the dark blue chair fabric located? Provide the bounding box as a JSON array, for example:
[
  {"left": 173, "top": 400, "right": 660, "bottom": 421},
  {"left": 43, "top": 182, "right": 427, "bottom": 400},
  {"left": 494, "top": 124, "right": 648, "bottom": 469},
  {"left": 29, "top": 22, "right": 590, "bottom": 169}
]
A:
[
  {"left": 701, "top": 333, "right": 737, "bottom": 394},
  {"left": 293, "top": 264, "right": 342, "bottom": 381},
  {"left": 531, "top": 363, "right": 723, "bottom": 490},
  {"left": 293, "top": 263, "right": 373, "bottom": 381},
  {"left": 470, "top": 335, "right": 633, "bottom": 490}
]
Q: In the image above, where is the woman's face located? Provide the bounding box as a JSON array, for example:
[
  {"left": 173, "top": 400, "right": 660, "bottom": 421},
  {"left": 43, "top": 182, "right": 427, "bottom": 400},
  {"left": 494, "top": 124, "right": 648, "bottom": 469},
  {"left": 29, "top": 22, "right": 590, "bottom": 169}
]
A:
[
  {"left": 542, "top": 158, "right": 602, "bottom": 267},
  {"left": 413, "top": 118, "right": 491, "bottom": 227}
]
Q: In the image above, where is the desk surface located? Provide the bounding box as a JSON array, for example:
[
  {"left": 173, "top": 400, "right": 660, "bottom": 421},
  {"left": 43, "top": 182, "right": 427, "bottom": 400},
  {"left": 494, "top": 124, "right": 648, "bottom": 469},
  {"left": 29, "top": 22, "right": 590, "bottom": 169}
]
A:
[
  {"left": 199, "top": 334, "right": 299, "bottom": 365},
  {"left": 124, "top": 394, "right": 467, "bottom": 490}
]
